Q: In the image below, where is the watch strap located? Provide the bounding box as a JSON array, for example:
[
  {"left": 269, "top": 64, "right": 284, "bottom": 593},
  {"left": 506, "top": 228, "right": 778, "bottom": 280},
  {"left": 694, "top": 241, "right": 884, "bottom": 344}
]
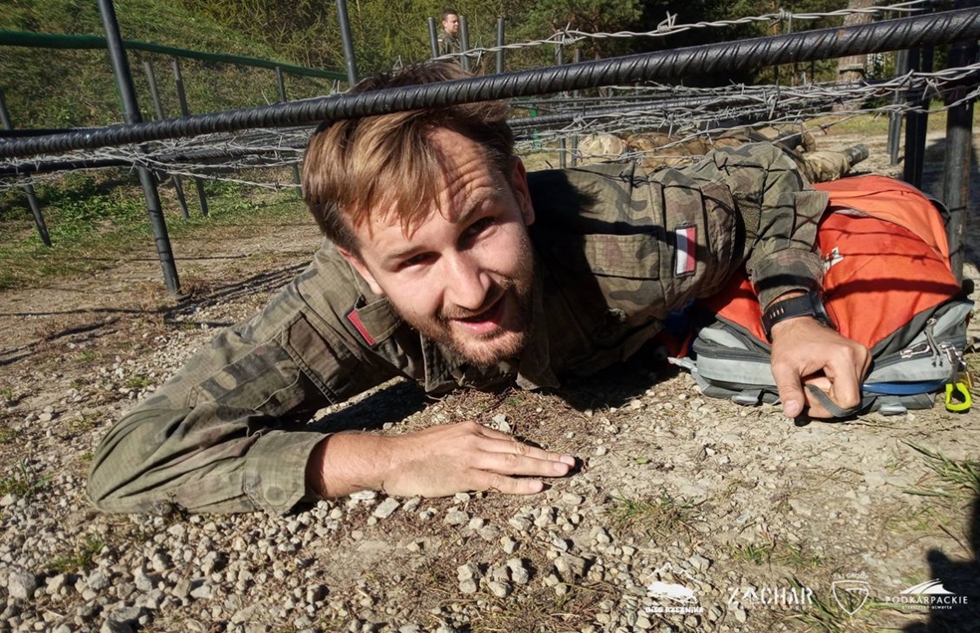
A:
[{"left": 761, "top": 290, "right": 830, "bottom": 341}]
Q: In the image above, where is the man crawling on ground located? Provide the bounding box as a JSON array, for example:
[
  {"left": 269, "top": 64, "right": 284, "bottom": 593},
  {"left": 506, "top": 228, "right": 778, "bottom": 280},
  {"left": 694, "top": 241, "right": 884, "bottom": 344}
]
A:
[{"left": 87, "top": 62, "right": 869, "bottom": 515}]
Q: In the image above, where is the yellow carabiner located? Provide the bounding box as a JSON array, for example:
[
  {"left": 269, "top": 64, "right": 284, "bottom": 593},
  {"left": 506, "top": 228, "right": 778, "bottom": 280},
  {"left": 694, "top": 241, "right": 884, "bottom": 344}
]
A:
[{"left": 945, "top": 382, "right": 972, "bottom": 412}]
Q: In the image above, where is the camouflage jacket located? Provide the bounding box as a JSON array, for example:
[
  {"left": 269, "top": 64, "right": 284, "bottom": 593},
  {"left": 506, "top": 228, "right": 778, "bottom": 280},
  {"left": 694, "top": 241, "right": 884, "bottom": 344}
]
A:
[
  {"left": 438, "top": 31, "right": 461, "bottom": 58},
  {"left": 87, "top": 143, "right": 828, "bottom": 515}
]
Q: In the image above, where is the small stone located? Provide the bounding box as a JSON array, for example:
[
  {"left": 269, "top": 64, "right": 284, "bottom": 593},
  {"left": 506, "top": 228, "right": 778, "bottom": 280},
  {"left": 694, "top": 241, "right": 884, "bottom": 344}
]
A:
[
  {"left": 554, "top": 554, "right": 588, "bottom": 580},
  {"left": 0, "top": 494, "right": 16, "bottom": 507},
  {"left": 506, "top": 558, "right": 530, "bottom": 584},
  {"left": 592, "top": 527, "right": 612, "bottom": 545},
  {"left": 173, "top": 578, "right": 192, "bottom": 600},
  {"left": 45, "top": 574, "right": 68, "bottom": 594},
  {"left": 190, "top": 583, "right": 212, "bottom": 600},
  {"left": 491, "top": 414, "right": 511, "bottom": 433},
  {"left": 688, "top": 554, "right": 710, "bottom": 572},
  {"left": 500, "top": 536, "right": 518, "bottom": 554},
  {"left": 349, "top": 490, "right": 377, "bottom": 502},
  {"left": 88, "top": 570, "right": 111, "bottom": 591},
  {"left": 458, "top": 579, "right": 478, "bottom": 594},
  {"left": 402, "top": 497, "right": 421, "bottom": 512},
  {"left": 733, "top": 606, "right": 747, "bottom": 623},
  {"left": 134, "top": 572, "right": 154, "bottom": 593},
  {"left": 8, "top": 570, "right": 38, "bottom": 600},
  {"left": 444, "top": 509, "right": 469, "bottom": 526},
  {"left": 508, "top": 516, "right": 531, "bottom": 531},
  {"left": 373, "top": 498, "right": 400, "bottom": 519},
  {"left": 487, "top": 581, "right": 510, "bottom": 598},
  {"left": 456, "top": 563, "right": 480, "bottom": 582},
  {"left": 107, "top": 606, "right": 143, "bottom": 625}
]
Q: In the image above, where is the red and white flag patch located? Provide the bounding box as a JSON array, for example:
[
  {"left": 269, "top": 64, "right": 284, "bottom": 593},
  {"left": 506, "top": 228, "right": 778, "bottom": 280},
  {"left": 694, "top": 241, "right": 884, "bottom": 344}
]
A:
[{"left": 674, "top": 225, "right": 697, "bottom": 276}]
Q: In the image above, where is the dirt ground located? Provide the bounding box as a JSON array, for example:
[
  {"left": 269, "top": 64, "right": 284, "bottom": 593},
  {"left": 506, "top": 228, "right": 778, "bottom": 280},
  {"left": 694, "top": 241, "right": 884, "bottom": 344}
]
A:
[{"left": 0, "top": 128, "right": 979, "bottom": 633}]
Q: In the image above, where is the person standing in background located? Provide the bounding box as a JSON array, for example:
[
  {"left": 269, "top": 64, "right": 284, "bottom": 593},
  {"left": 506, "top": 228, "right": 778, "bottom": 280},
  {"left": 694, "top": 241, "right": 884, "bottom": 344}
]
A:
[{"left": 438, "top": 9, "right": 461, "bottom": 58}]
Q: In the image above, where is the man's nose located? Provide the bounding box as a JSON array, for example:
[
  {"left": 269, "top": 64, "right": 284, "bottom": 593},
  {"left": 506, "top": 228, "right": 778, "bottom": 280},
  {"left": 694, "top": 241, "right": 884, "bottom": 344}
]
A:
[{"left": 443, "top": 252, "right": 490, "bottom": 311}]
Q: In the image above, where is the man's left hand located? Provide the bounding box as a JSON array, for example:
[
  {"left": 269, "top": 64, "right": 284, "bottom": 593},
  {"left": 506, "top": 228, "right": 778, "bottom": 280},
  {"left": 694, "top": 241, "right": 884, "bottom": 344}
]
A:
[{"left": 769, "top": 317, "right": 871, "bottom": 418}]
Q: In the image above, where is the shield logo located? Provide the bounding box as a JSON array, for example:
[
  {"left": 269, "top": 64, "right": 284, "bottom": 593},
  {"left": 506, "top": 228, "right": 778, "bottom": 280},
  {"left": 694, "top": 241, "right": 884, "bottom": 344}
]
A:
[{"left": 832, "top": 580, "right": 871, "bottom": 615}]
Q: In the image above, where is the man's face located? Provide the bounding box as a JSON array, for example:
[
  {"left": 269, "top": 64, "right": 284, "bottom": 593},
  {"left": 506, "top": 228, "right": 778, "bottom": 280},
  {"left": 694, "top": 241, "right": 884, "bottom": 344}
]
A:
[
  {"left": 442, "top": 13, "right": 459, "bottom": 35},
  {"left": 340, "top": 129, "right": 536, "bottom": 367}
]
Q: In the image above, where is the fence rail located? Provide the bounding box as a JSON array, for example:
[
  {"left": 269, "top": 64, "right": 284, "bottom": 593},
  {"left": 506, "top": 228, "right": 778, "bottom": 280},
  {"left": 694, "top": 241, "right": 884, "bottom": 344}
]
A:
[{"left": 0, "top": 30, "right": 348, "bottom": 82}]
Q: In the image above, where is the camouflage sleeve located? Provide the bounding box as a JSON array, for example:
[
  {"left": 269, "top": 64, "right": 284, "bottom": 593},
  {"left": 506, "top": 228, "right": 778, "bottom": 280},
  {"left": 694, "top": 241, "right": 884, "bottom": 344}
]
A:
[
  {"left": 688, "top": 142, "right": 830, "bottom": 308},
  {"left": 87, "top": 251, "right": 400, "bottom": 515}
]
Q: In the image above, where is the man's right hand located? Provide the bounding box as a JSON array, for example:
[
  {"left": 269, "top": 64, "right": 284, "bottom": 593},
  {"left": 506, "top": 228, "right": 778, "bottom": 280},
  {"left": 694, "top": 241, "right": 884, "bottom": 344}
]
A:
[{"left": 306, "top": 421, "right": 576, "bottom": 499}]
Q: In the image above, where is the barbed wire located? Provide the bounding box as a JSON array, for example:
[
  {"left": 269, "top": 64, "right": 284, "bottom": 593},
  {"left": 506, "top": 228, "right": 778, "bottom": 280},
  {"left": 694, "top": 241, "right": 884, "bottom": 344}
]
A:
[
  {"left": 434, "top": 0, "right": 931, "bottom": 64},
  {"left": 3, "top": 59, "right": 977, "bottom": 193}
]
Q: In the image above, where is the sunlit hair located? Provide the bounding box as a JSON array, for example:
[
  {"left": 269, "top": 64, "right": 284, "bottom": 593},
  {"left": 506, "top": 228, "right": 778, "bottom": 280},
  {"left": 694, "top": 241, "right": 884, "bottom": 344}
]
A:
[{"left": 302, "top": 62, "right": 514, "bottom": 253}]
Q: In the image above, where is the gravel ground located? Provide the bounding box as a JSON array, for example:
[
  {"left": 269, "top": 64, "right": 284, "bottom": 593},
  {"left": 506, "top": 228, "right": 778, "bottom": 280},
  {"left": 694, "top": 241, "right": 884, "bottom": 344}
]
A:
[{"left": 1, "top": 131, "right": 979, "bottom": 633}]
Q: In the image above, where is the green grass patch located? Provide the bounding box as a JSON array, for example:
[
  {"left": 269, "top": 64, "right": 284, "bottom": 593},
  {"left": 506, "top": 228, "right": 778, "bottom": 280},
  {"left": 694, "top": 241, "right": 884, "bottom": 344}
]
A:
[
  {"left": 810, "top": 105, "right": 980, "bottom": 138},
  {"left": 903, "top": 441, "right": 980, "bottom": 499},
  {"left": 0, "top": 171, "right": 309, "bottom": 290},
  {"left": 607, "top": 493, "right": 699, "bottom": 537},
  {"left": 730, "top": 541, "right": 823, "bottom": 570},
  {"left": 0, "top": 459, "right": 50, "bottom": 500},
  {"left": 0, "top": 427, "right": 15, "bottom": 445},
  {"left": 47, "top": 535, "right": 105, "bottom": 574}
]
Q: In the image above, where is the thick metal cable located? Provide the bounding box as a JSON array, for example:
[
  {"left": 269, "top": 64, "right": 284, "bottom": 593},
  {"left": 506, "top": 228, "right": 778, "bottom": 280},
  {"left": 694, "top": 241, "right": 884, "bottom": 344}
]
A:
[{"left": 1, "top": 8, "right": 978, "bottom": 160}]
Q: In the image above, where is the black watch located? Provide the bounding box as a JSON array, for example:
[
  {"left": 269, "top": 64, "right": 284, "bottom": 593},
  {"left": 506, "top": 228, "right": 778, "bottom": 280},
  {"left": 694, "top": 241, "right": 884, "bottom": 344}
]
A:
[{"left": 761, "top": 290, "right": 833, "bottom": 341}]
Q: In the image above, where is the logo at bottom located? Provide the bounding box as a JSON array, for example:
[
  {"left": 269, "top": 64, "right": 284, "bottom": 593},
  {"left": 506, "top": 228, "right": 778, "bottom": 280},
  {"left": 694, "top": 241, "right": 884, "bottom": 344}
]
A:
[{"left": 831, "top": 580, "right": 871, "bottom": 615}]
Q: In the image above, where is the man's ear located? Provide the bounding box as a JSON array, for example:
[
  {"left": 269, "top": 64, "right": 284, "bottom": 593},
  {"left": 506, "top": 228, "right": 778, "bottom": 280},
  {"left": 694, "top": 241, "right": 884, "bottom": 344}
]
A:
[
  {"left": 510, "top": 156, "right": 535, "bottom": 227},
  {"left": 337, "top": 247, "right": 385, "bottom": 296}
]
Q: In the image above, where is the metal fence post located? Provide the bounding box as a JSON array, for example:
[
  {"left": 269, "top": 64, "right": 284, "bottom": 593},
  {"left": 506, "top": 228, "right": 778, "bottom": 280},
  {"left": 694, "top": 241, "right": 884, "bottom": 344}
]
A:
[
  {"left": 144, "top": 60, "right": 190, "bottom": 219},
  {"left": 495, "top": 18, "right": 505, "bottom": 75},
  {"left": 887, "top": 49, "right": 909, "bottom": 165},
  {"left": 336, "top": 0, "right": 359, "bottom": 86},
  {"left": 556, "top": 40, "right": 566, "bottom": 169},
  {"left": 571, "top": 48, "right": 580, "bottom": 167},
  {"left": 97, "top": 0, "right": 181, "bottom": 296},
  {"left": 0, "top": 90, "right": 52, "bottom": 246},
  {"left": 276, "top": 66, "right": 302, "bottom": 188},
  {"left": 902, "top": 2, "right": 934, "bottom": 188},
  {"left": 172, "top": 57, "right": 209, "bottom": 217},
  {"left": 428, "top": 17, "right": 440, "bottom": 59},
  {"left": 942, "top": 0, "right": 978, "bottom": 283},
  {"left": 459, "top": 16, "right": 471, "bottom": 73}
]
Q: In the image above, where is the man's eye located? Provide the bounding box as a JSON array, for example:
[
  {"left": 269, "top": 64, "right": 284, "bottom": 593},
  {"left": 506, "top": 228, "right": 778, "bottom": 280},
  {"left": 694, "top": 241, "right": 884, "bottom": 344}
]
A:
[
  {"left": 400, "top": 253, "right": 433, "bottom": 269},
  {"left": 465, "top": 217, "right": 495, "bottom": 237}
]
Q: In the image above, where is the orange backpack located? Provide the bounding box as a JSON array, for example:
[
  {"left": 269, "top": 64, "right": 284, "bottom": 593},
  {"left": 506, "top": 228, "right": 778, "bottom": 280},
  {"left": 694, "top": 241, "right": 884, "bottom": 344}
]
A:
[{"left": 674, "top": 175, "right": 973, "bottom": 417}]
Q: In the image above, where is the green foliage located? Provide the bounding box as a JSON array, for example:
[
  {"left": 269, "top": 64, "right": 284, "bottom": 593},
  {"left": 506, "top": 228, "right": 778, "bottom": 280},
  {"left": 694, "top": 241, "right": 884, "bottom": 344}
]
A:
[
  {"left": 904, "top": 441, "right": 980, "bottom": 498},
  {"left": 0, "top": 0, "right": 333, "bottom": 129},
  {"left": 607, "top": 493, "right": 698, "bottom": 537},
  {"left": 0, "top": 459, "right": 49, "bottom": 500},
  {"left": 48, "top": 535, "right": 105, "bottom": 574}
]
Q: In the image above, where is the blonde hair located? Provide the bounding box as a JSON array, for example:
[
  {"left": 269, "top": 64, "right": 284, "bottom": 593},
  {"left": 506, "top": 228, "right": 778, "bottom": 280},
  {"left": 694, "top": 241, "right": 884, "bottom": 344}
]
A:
[{"left": 302, "top": 62, "right": 514, "bottom": 253}]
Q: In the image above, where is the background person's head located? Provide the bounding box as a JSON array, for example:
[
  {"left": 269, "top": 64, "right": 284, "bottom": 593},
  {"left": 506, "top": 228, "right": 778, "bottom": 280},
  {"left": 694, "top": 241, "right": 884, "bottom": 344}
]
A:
[{"left": 441, "top": 9, "right": 459, "bottom": 36}]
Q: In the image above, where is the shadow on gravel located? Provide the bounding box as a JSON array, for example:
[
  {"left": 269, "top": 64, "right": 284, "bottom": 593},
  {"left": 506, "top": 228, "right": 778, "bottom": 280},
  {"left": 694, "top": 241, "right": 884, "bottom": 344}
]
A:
[
  {"left": 164, "top": 263, "right": 308, "bottom": 321},
  {"left": 556, "top": 343, "right": 682, "bottom": 412},
  {"left": 903, "top": 494, "right": 980, "bottom": 633},
  {"left": 308, "top": 381, "right": 429, "bottom": 434}
]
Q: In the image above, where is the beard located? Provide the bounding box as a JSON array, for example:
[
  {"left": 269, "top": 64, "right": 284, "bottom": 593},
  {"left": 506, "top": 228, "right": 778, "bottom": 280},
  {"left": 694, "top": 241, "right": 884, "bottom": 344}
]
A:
[{"left": 398, "top": 245, "right": 534, "bottom": 369}]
